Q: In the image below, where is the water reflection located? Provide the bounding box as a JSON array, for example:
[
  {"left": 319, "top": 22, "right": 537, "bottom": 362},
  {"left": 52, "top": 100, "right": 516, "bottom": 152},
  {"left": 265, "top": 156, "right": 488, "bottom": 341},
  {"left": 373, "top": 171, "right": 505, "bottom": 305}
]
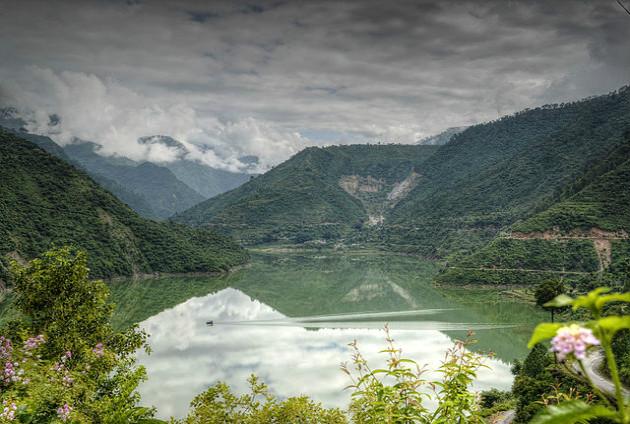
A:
[
  {"left": 112, "top": 253, "right": 544, "bottom": 418},
  {"left": 137, "top": 287, "right": 515, "bottom": 419}
]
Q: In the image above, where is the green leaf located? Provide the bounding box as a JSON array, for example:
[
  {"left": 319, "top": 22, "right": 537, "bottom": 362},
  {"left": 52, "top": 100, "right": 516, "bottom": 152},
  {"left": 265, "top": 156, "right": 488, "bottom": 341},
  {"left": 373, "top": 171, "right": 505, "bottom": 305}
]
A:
[
  {"left": 572, "top": 287, "right": 611, "bottom": 312},
  {"left": 531, "top": 400, "right": 616, "bottom": 424},
  {"left": 595, "top": 293, "right": 630, "bottom": 310},
  {"left": 544, "top": 294, "right": 574, "bottom": 308},
  {"left": 528, "top": 323, "right": 563, "bottom": 349},
  {"left": 598, "top": 315, "right": 630, "bottom": 337}
]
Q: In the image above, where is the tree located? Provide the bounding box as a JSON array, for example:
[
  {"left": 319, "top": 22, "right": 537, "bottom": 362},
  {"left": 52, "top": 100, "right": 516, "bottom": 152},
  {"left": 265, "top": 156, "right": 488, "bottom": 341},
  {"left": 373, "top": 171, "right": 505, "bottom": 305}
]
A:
[
  {"left": 2, "top": 246, "right": 153, "bottom": 423},
  {"left": 535, "top": 279, "right": 565, "bottom": 322}
]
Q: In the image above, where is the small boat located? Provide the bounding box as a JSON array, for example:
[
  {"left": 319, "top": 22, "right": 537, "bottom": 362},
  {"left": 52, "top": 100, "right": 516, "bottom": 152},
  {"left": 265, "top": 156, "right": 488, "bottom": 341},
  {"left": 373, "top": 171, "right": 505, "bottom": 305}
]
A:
[{"left": 206, "top": 320, "right": 214, "bottom": 326}]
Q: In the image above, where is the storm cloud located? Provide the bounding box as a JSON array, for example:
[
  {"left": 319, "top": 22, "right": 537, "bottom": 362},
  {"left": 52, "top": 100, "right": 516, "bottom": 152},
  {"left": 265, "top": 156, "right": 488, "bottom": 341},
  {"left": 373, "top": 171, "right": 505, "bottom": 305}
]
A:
[{"left": 1, "top": 0, "right": 629, "bottom": 170}]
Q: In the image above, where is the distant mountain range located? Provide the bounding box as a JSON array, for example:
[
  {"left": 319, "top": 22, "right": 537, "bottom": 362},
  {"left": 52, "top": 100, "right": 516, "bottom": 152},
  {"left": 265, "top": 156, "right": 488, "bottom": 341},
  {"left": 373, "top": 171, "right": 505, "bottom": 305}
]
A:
[
  {"left": 0, "top": 113, "right": 250, "bottom": 220},
  {"left": 0, "top": 129, "right": 248, "bottom": 282}
]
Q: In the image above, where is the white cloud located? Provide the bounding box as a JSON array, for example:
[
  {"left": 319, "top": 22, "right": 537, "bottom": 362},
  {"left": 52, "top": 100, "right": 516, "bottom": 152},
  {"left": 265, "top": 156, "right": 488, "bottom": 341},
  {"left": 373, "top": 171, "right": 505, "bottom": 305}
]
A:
[
  {"left": 1, "top": 67, "right": 307, "bottom": 171},
  {"left": 1, "top": 0, "right": 628, "bottom": 170}
]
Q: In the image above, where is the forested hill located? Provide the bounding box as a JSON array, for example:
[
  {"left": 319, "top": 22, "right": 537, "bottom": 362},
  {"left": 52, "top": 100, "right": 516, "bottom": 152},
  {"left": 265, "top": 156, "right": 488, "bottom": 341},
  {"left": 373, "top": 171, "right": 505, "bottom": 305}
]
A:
[
  {"left": 63, "top": 142, "right": 205, "bottom": 220},
  {"left": 173, "top": 144, "right": 439, "bottom": 244},
  {"left": 438, "top": 136, "right": 630, "bottom": 286},
  {"left": 173, "top": 86, "right": 630, "bottom": 262},
  {"left": 384, "top": 85, "right": 630, "bottom": 257},
  {"left": 0, "top": 130, "right": 248, "bottom": 283}
]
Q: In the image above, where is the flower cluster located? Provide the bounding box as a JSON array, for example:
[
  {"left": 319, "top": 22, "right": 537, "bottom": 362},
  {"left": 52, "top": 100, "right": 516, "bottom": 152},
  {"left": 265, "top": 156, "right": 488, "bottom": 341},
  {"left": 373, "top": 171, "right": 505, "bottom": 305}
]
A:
[
  {"left": 23, "top": 335, "right": 45, "bottom": 351},
  {"left": 92, "top": 343, "right": 104, "bottom": 357},
  {"left": 56, "top": 403, "right": 72, "bottom": 422},
  {"left": 0, "top": 401, "right": 17, "bottom": 421},
  {"left": 51, "top": 355, "right": 74, "bottom": 387},
  {"left": 0, "top": 337, "right": 12, "bottom": 361},
  {"left": 551, "top": 324, "right": 600, "bottom": 361},
  {"left": 2, "top": 362, "right": 22, "bottom": 385}
]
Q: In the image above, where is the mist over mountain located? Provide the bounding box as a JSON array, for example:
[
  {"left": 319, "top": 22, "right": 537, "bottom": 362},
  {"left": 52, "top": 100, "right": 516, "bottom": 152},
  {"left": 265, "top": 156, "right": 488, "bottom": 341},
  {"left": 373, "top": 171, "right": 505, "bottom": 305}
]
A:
[
  {"left": 416, "top": 127, "right": 467, "bottom": 146},
  {"left": 0, "top": 111, "right": 251, "bottom": 219}
]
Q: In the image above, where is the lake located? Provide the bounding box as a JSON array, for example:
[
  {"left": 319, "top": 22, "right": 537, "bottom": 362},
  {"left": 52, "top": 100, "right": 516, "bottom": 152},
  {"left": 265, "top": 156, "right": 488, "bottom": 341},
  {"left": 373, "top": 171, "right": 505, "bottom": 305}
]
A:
[{"left": 109, "top": 252, "right": 544, "bottom": 419}]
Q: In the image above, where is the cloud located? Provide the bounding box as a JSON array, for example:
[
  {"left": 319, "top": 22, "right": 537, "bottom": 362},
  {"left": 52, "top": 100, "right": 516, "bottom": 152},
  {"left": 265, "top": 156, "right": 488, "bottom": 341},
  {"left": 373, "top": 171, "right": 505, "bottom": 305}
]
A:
[
  {"left": 0, "top": 0, "right": 628, "bottom": 169},
  {"left": 1, "top": 66, "right": 305, "bottom": 171}
]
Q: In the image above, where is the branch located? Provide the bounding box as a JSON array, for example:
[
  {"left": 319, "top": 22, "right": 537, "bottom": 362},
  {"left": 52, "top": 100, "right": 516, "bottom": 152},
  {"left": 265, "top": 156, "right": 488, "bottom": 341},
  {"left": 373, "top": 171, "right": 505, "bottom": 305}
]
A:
[{"left": 617, "top": 0, "right": 630, "bottom": 16}]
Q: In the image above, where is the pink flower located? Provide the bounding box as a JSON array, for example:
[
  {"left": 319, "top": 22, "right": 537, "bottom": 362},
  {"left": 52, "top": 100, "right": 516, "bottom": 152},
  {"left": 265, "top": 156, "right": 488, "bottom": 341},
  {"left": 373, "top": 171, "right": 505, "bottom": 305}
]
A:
[
  {"left": 551, "top": 324, "right": 600, "bottom": 361},
  {"left": 1, "top": 400, "right": 17, "bottom": 421},
  {"left": 56, "top": 403, "right": 72, "bottom": 422},
  {"left": 92, "top": 343, "right": 104, "bottom": 357},
  {"left": 0, "top": 337, "right": 12, "bottom": 360},
  {"left": 23, "top": 335, "right": 45, "bottom": 351}
]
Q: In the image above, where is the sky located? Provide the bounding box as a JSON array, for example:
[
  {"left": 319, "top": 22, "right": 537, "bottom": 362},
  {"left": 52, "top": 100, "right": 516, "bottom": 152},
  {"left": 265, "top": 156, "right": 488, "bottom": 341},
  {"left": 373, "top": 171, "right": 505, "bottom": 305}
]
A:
[{"left": 1, "top": 0, "right": 629, "bottom": 171}]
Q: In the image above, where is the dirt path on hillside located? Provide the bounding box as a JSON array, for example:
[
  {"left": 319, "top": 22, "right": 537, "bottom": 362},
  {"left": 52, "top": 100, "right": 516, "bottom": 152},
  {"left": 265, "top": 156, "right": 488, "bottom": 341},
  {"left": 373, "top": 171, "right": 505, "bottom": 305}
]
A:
[
  {"left": 448, "top": 266, "right": 588, "bottom": 275},
  {"left": 506, "top": 228, "right": 629, "bottom": 272}
]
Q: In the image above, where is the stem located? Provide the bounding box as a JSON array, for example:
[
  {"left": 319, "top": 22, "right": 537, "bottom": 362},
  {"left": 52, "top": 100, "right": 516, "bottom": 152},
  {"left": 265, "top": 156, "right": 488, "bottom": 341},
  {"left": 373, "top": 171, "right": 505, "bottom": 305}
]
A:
[
  {"left": 577, "top": 359, "right": 613, "bottom": 408},
  {"left": 602, "top": 333, "right": 627, "bottom": 422}
]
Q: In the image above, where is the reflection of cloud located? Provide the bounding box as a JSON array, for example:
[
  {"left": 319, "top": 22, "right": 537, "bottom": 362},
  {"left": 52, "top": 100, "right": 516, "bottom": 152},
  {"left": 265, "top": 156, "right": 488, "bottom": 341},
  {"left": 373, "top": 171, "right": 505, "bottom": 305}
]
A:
[{"left": 137, "top": 288, "right": 513, "bottom": 419}]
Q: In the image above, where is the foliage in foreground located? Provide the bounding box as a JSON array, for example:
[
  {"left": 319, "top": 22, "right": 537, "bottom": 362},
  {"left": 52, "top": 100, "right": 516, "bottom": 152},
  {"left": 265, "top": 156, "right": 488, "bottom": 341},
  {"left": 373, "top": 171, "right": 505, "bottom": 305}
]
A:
[
  {"left": 175, "top": 327, "right": 489, "bottom": 424},
  {"left": 0, "top": 247, "right": 155, "bottom": 423},
  {"left": 526, "top": 288, "right": 630, "bottom": 423},
  {"left": 172, "top": 375, "right": 346, "bottom": 424}
]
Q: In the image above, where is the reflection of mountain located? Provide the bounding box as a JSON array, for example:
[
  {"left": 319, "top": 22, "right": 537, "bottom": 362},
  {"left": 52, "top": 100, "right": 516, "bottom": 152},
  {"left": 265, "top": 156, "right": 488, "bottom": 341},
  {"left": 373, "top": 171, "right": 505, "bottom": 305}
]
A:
[
  {"left": 228, "top": 253, "right": 543, "bottom": 362},
  {"left": 109, "top": 275, "right": 231, "bottom": 329},
  {"left": 228, "top": 253, "right": 445, "bottom": 315},
  {"left": 110, "top": 253, "right": 544, "bottom": 362}
]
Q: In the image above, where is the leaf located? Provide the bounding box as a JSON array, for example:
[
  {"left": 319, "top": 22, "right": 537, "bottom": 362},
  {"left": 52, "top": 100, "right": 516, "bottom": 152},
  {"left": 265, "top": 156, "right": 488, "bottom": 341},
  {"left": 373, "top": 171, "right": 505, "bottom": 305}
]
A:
[
  {"left": 595, "top": 292, "right": 630, "bottom": 310},
  {"left": 531, "top": 400, "right": 616, "bottom": 424},
  {"left": 572, "top": 287, "right": 612, "bottom": 311},
  {"left": 544, "top": 294, "right": 574, "bottom": 308},
  {"left": 528, "top": 323, "right": 563, "bottom": 349},
  {"left": 598, "top": 315, "right": 630, "bottom": 337}
]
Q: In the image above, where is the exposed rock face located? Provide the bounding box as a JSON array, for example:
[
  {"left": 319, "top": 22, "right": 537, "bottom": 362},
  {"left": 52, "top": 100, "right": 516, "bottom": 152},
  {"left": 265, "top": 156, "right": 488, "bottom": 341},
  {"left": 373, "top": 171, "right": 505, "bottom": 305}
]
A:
[
  {"left": 339, "top": 171, "right": 420, "bottom": 227},
  {"left": 387, "top": 172, "right": 419, "bottom": 205},
  {"left": 339, "top": 175, "right": 384, "bottom": 194}
]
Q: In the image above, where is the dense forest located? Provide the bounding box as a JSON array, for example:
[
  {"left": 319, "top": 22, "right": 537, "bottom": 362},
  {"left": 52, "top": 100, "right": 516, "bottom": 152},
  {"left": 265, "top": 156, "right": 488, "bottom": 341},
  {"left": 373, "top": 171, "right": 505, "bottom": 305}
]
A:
[{"left": 0, "top": 130, "right": 248, "bottom": 282}]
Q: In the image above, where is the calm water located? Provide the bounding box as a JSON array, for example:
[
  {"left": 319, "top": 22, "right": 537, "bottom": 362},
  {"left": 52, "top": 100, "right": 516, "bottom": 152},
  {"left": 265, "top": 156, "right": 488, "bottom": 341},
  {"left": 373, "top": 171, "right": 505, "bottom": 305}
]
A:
[{"left": 109, "top": 252, "right": 544, "bottom": 419}]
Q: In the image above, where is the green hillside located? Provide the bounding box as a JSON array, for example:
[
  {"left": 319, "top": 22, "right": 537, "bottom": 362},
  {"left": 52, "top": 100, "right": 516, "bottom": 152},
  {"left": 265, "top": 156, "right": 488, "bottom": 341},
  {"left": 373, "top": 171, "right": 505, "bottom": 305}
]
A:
[
  {"left": 438, "top": 135, "right": 630, "bottom": 286},
  {"left": 166, "top": 159, "right": 250, "bottom": 200},
  {"left": 385, "top": 86, "right": 630, "bottom": 257},
  {"left": 0, "top": 129, "right": 248, "bottom": 283},
  {"left": 64, "top": 142, "right": 205, "bottom": 219},
  {"left": 173, "top": 144, "right": 439, "bottom": 244}
]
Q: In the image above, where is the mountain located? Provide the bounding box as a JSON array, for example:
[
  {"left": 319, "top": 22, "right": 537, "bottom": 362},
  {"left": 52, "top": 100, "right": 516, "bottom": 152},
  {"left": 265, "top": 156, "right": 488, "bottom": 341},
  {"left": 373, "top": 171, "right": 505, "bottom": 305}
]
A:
[
  {"left": 417, "top": 126, "right": 467, "bottom": 145},
  {"left": 385, "top": 86, "right": 630, "bottom": 257},
  {"left": 173, "top": 144, "right": 439, "bottom": 244},
  {"left": 63, "top": 142, "right": 205, "bottom": 219},
  {"left": 0, "top": 114, "right": 251, "bottom": 219},
  {"left": 0, "top": 129, "right": 248, "bottom": 283},
  {"left": 438, "top": 137, "right": 630, "bottom": 286},
  {"left": 174, "top": 86, "right": 630, "bottom": 263},
  {"left": 139, "top": 135, "right": 251, "bottom": 199},
  {"left": 164, "top": 160, "right": 250, "bottom": 199}
]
